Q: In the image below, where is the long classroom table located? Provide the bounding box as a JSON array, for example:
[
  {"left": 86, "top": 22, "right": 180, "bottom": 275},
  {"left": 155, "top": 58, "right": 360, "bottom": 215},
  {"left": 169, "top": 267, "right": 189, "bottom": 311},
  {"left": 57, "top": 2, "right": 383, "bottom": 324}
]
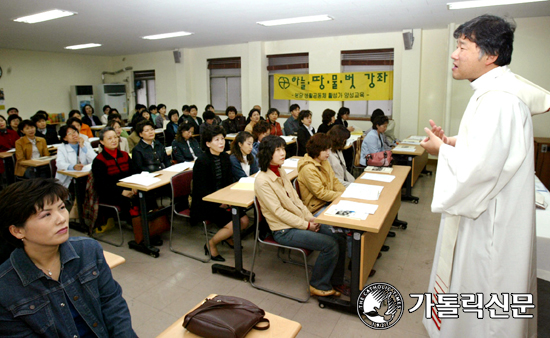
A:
[
  {"left": 202, "top": 159, "right": 300, "bottom": 281},
  {"left": 314, "top": 165, "right": 410, "bottom": 312},
  {"left": 392, "top": 144, "right": 428, "bottom": 203}
]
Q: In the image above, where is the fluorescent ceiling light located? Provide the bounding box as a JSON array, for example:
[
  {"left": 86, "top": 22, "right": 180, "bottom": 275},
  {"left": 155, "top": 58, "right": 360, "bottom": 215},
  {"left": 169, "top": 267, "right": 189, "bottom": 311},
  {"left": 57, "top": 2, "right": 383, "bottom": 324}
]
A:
[
  {"left": 142, "top": 31, "right": 194, "bottom": 40},
  {"left": 257, "top": 15, "right": 333, "bottom": 27},
  {"left": 448, "top": 0, "right": 547, "bottom": 10},
  {"left": 64, "top": 43, "right": 102, "bottom": 50},
  {"left": 14, "top": 9, "right": 76, "bottom": 24}
]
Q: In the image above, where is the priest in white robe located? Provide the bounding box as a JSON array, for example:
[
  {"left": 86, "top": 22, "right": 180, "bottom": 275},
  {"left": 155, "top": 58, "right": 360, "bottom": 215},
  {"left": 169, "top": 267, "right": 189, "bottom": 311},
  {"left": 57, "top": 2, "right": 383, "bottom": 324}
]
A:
[{"left": 420, "top": 15, "right": 550, "bottom": 338}]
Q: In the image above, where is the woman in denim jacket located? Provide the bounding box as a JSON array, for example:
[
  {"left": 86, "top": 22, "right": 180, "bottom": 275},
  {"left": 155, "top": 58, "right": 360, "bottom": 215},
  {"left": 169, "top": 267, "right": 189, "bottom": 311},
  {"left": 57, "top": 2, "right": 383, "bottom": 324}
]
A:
[{"left": 0, "top": 178, "right": 136, "bottom": 337}]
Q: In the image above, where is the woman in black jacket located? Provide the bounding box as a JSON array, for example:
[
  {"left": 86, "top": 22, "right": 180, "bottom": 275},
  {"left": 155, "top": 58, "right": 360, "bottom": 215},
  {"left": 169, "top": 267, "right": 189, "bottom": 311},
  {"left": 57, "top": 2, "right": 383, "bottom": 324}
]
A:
[
  {"left": 81, "top": 104, "right": 102, "bottom": 127},
  {"left": 131, "top": 120, "right": 171, "bottom": 172},
  {"left": 164, "top": 109, "right": 180, "bottom": 146},
  {"left": 317, "top": 109, "right": 336, "bottom": 134},
  {"left": 190, "top": 125, "right": 249, "bottom": 262},
  {"left": 221, "top": 106, "right": 239, "bottom": 134},
  {"left": 297, "top": 110, "right": 315, "bottom": 156},
  {"left": 172, "top": 123, "right": 203, "bottom": 162}
]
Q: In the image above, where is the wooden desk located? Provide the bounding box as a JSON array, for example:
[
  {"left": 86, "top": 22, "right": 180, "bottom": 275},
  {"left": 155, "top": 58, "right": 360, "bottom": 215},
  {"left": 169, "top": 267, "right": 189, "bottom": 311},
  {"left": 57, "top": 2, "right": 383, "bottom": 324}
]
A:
[
  {"left": 19, "top": 156, "right": 56, "bottom": 167},
  {"left": 203, "top": 158, "right": 300, "bottom": 281},
  {"left": 104, "top": 251, "right": 126, "bottom": 269},
  {"left": 157, "top": 294, "right": 301, "bottom": 338},
  {"left": 392, "top": 144, "right": 428, "bottom": 203},
  {"left": 0, "top": 151, "right": 16, "bottom": 184},
  {"left": 58, "top": 170, "right": 92, "bottom": 232},
  {"left": 315, "top": 165, "right": 410, "bottom": 313},
  {"left": 117, "top": 167, "right": 193, "bottom": 257}
]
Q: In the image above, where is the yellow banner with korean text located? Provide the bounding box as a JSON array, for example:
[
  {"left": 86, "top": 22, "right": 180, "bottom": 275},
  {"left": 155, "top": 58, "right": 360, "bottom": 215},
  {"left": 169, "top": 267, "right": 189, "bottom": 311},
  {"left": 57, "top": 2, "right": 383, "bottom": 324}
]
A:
[{"left": 274, "top": 71, "right": 393, "bottom": 101}]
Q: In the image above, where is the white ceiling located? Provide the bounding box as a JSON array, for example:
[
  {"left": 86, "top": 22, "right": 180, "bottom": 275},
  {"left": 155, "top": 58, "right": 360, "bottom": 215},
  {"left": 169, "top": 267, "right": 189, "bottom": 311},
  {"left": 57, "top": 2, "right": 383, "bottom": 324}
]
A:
[{"left": 1, "top": 0, "right": 549, "bottom": 56}]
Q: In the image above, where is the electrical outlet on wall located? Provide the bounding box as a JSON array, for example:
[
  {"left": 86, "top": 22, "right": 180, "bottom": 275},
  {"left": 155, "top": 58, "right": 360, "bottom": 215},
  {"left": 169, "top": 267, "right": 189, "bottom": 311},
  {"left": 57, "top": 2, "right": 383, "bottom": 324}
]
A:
[{"left": 542, "top": 144, "right": 548, "bottom": 153}]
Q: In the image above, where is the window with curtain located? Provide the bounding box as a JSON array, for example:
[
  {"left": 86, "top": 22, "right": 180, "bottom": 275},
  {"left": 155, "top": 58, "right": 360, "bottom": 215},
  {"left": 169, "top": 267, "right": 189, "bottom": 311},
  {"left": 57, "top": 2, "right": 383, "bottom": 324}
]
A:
[
  {"left": 134, "top": 70, "right": 156, "bottom": 108},
  {"left": 341, "top": 49, "right": 394, "bottom": 118},
  {"left": 268, "top": 53, "right": 309, "bottom": 116},
  {"left": 209, "top": 57, "right": 241, "bottom": 113}
]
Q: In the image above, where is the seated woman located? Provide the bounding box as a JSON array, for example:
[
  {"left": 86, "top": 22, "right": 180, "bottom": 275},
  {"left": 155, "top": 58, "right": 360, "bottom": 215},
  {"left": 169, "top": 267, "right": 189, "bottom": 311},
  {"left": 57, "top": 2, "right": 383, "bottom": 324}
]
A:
[
  {"left": 126, "top": 115, "right": 144, "bottom": 153},
  {"left": 100, "top": 105, "right": 111, "bottom": 125},
  {"left": 297, "top": 110, "right": 315, "bottom": 156},
  {"left": 229, "top": 131, "right": 259, "bottom": 181},
  {"left": 297, "top": 133, "right": 346, "bottom": 216},
  {"left": 0, "top": 115, "right": 20, "bottom": 175},
  {"left": 266, "top": 108, "right": 282, "bottom": 136},
  {"left": 244, "top": 108, "right": 261, "bottom": 134},
  {"left": 251, "top": 120, "right": 271, "bottom": 160},
  {"left": 371, "top": 108, "right": 398, "bottom": 144},
  {"left": 360, "top": 115, "right": 392, "bottom": 166},
  {"left": 334, "top": 107, "right": 355, "bottom": 132},
  {"left": 164, "top": 109, "right": 180, "bottom": 146},
  {"left": 81, "top": 104, "right": 102, "bottom": 127},
  {"left": 108, "top": 110, "right": 129, "bottom": 138},
  {"left": 191, "top": 126, "right": 249, "bottom": 262},
  {"left": 7, "top": 115, "right": 23, "bottom": 137},
  {"left": 68, "top": 110, "right": 93, "bottom": 138},
  {"left": 0, "top": 178, "right": 136, "bottom": 337},
  {"left": 327, "top": 125, "right": 355, "bottom": 187},
  {"left": 66, "top": 117, "right": 90, "bottom": 143},
  {"left": 132, "top": 120, "right": 171, "bottom": 172},
  {"left": 92, "top": 127, "right": 137, "bottom": 218},
  {"left": 32, "top": 113, "right": 59, "bottom": 145},
  {"left": 221, "top": 106, "right": 239, "bottom": 134},
  {"left": 55, "top": 125, "right": 97, "bottom": 188},
  {"left": 172, "top": 124, "right": 203, "bottom": 163},
  {"left": 254, "top": 135, "right": 346, "bottom": 297},
  {"left": 317, "top": 109, "right": 336, "bottom": 134},
  {"left": 154, "top": 104, "right": 167, "bottom": 129},
  {"left": 14, "top": 120, "right": 50, "bottom": 179},
  {"left": 107, "top": 119, "right": 130, "bottom": 153}
]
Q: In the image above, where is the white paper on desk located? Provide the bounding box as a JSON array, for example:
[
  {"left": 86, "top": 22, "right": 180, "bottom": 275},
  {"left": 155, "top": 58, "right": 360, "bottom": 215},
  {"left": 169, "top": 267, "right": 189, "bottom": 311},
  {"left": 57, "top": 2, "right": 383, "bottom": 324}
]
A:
[
  {"left": 361, "top": 172, "right": 395, "bottom": 183},
  {"left": 65, "top": 164, "right": 92, "bottom": 172},
  {"left": 7, "top": 148, "right": 15, "bottom": 153},
  {"left": 284, "top": 168, "right": 294, "bottom": 174},
  {"left": 165, "top": 146, "right": 172, "bottom": 153},
  {"left": 162, "top": 162, "right": 193, "bottom": 172},
  {"left": 89, "top": 137, "right": 100, "bottom": 143},
  {"left": 119, "top": 173, "right": 161, "bottom": 186},
  {"left": 282, "top": 158, "right": 299, "bottom": 168},
  {"left": 341, "top": 183, "right": 383, "bottom": 201},
  {"left": 280, "top": 136, "right": 296, "bottom": 143},
  {"left": 324, "top": 200, "right": 378, "bottom": 220},
  {"left": 400, "top": 139, "right": 421, "bottom": 145},
  {"left": 394, "top": 145, "right": 416, "bottom": 152},
  {"left": 226, "top": 133, "right": 238, "bottom": 138}
]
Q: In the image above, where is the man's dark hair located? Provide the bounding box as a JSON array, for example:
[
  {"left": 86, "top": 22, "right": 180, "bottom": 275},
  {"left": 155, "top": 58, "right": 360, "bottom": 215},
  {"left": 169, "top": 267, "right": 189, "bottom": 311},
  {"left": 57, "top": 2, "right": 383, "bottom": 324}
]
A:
[
  {"left": 201, "top": 125, "right": 226, "bottom": 149},
  {"left": 31, "top": 114, "right": 47, "bottom": 124},
  {"left": 252, "top": 120, "right": 270, "bottom": 141},
  {"left": 226, "top": 106, "right": 237, "bottom": 116},
  {"left": 68, "top": 110, "right": 81, "bottom": 118},
  {"left": 181, "top": 104, "right": 190, "bottom": 113},
  {"left": 149, "top": 104, "right": 157, "bottom": 112},
  {"left": 175, "top": 123, "right": 194, "bottom": 143},
  {"left": 327, "top": 124, "right": 351, "bottom": 151},
  {"left": 205, "top": 104, "right": 214, "bottom": 111},
  {"left": 321, "top": 109, "right": 336, "bottom": 124},
  {"left": 58, "top": 125, "right": 79, "bottom": 144},
  {"left": 18, "top": 119, "right": 36, "bottom": 131},
  {"left": 7, "top": 107, "right": 18, "bottom": 114},
  {"left": 454, "top": 14, "right": 515, "bottom": 66},
  {"left": 306, "top": 133, "right": 332, "bottom": 158},
  {"left": 289, "top": 104, "right": 300, "bottom": 113},
  {"left": 337, "top": 107, "right": 350, "bottom": 119},
  {"left": 135, "top": 119, "right": 155, "bottom": 136},
  {"left": 168, "top": 109, "right": 179, "bottom": 120},
  {"left": 189, "top": 104, "right": 198, "bottom": 112},
  {"left": 372, "top": 115, "right": 389, "bottom": 129},
  {"left": 203, "top": 110, "right": 216, "bottom": 121},
  {"left": 157, "top": 104, "right": 166, "bottom": 111},
  {"left": 36, "top": 110, "right": 49, "bottom": 119},
  {"left": 298, "top": 110, "right": 312, "bottom": 124},
  {"left": 0, "top": 178, "right": 69, "bottom": 249},
  {"left": 66, "top": 117, "right": 82, "bottom": 128},
  {"left": 258, "top": 135, "right": 286, "bottom": 172},
  {"left": 230, "top": 131, "right": 254, "bottom": 165}
]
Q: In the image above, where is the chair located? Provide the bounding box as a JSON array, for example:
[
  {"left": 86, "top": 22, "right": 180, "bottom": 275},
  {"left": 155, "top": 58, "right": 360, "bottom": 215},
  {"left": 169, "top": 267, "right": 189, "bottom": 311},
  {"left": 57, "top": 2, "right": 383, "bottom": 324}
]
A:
[
  {"left": 169, "top": 170, "right": 211, "bottom": 263},
  {"left": 93, "top": 203, "right": 124, "bottom": 247},
  {"left": 49, "top": 159, "right": 57, "bottom": 178},
  {"left": 249, "top": 196, "right": 311, "bottom": 303},
  {"left": 91, "top": 139, "right": 100, "bottom": 149},
  {"left": 351, "top": 138, "right": 365, "bottom": 177}
]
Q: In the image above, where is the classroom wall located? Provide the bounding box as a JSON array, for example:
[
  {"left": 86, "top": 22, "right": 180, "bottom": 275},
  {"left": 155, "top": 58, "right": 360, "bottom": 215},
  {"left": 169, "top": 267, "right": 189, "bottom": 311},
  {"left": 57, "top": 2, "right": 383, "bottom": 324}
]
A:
[
  {"left": 0, "top": 16, "right": 548, "bottom": 138},
  {"left": 0, "top": 49, "right": 112, "bottom": 119}
]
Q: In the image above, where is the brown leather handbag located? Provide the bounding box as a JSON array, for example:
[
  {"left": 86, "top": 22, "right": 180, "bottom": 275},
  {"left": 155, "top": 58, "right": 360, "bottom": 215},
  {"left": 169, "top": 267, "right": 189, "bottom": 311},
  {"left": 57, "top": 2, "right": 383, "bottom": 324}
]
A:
[{"left": 183, "top": 295, "right": 270, "bottom": 338}]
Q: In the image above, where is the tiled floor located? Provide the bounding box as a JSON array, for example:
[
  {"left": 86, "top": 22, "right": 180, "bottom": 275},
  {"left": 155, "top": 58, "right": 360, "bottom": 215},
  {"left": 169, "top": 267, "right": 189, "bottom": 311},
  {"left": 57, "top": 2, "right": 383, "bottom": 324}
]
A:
[{"left": 72, "top": 166, "right": 440, "bottom": 337}]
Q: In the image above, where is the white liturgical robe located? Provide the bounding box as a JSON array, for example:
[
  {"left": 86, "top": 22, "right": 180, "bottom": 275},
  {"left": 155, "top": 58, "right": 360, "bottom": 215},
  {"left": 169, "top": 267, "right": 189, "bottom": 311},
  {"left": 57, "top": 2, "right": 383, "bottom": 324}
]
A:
[{"left": 424, "top": 66, "right": 550, "bottom": 338}]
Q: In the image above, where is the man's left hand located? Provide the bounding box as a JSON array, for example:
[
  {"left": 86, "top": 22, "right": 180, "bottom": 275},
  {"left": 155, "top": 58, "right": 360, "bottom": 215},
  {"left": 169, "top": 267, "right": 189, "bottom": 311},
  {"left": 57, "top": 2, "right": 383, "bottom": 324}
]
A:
[{"left": 420, "top": 128, "right": 444, "bottom": 156}]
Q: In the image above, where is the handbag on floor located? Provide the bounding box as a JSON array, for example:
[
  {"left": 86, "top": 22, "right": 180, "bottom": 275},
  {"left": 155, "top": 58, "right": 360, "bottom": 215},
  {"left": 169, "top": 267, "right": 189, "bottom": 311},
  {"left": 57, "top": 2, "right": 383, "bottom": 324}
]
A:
[
  {"left": 131, "top": 208, "right": 170, "bottom": 244},
  {"left": 183, "top": 295, "right": 270, "bottom": 338}
]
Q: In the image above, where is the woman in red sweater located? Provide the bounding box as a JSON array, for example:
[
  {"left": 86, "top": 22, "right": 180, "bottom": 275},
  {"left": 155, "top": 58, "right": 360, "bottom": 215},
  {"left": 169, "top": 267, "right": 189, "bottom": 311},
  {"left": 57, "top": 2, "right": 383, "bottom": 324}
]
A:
[{"left": 0, "top": 115, "right": 20, "bottom": 174}]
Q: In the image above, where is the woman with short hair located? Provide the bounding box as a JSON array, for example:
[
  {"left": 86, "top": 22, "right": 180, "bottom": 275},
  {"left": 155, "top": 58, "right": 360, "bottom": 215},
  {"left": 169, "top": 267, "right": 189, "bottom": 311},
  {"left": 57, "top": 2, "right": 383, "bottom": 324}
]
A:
[
  {"left": 266, "top": 108, "right": 282, "bottom": 136},
  {"left": 0, "top": 178, "right": 137, "bottom": 337},
  {"left": 254, "top": 135, "right": 347, "bottom": 297},
  {"left": 360, "top": 115, "right": 392, "bottom": 166},
  {"left": 296, "top": 110, "right": 315, "bottom": 156},
  {"left": 221, "top": 106, "right": 239, "bottom": 134},
  {"left": 317, "top": 109, "right": 336, "bottom": 134},
  {"left": 229, "top": 131, "right": 259, "bottom": 181},
  {"left": 172, "top": 124, "right": 203, "bottom": 162},
  {"left": 164, "top": 109, "right": 180, "bottom": 146},
  {"left": 244, "top": 108, "right": 261, "bottom": 134},
  {"left": 55, "top": 125, "right": 97, "bottom": 188},
  {"left": 327, "top": 125, "right": 355, "bottom": 187},
  {"left": 107, "top": 119, "right": 130, "bottom": 153}
]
